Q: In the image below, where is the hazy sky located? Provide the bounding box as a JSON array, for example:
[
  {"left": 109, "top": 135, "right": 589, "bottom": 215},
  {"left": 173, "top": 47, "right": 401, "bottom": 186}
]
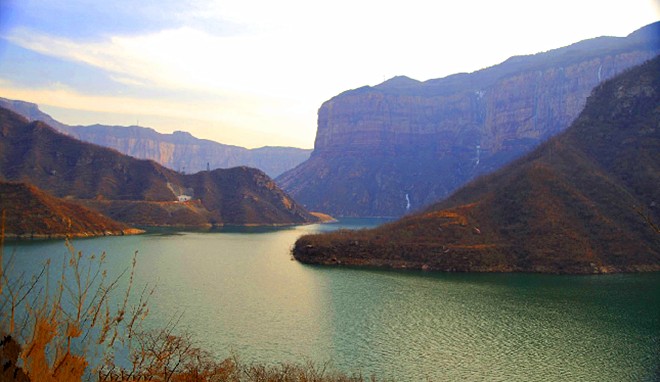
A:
[{"left": 0, "top": 1, "right": 658, "bottom": 148}]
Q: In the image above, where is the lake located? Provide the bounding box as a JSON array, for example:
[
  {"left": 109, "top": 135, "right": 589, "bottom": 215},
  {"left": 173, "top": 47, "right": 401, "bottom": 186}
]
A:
[{"left": 3, "top": 218, "right": 659, "bottom": 381}]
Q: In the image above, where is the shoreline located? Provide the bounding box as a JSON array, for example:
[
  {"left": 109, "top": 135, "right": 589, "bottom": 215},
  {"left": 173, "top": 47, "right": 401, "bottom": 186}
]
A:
[{"left": 2, "top": 228, "right": 145, "bottom": 240}]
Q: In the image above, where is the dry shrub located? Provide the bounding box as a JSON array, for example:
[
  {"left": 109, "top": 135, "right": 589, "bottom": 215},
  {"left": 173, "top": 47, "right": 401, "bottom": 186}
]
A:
[
  {"left": 98, "top": 325, "right": 240, "bottom": 382},
  {"left": 1, "top": 212, "right": 390, "bottom": 382},
  {"left": 1, "top": 208, "right": 151, "bottom": 382}
]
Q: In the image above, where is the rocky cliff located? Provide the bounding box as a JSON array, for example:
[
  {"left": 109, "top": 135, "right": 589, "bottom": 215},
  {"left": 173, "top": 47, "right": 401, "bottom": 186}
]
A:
[
  {"left": 293, "top": 56, "right": 660, "bottom": 274},
  {"left": 0, "top": 107, "right": 319, "bottom": 226},
  {"left": 278, "top": 22, "right": 660, "bottom": 217},
  {"left": 0, "top": 98, "right": 311, "bottom": 178}
]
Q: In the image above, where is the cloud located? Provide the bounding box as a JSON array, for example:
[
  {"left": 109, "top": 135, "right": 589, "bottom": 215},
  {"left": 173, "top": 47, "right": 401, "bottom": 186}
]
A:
[
  {"left": 7, "top": 1, "right": 658, "bottom": 99},
  {"left": 0, "top": 79, "right": 214, "bottom": 119},
  {"left": 1, "top": 0, "right": 658, "bottom": 149},
  {"left": 4, "top": 26, "right": 307, "bottom": 96},
  {"left": 1, "top": 0, "right": 204, "bottom": 39},
  {"left": 5, "top": 27, "right": 173, "bottom": 89},
  {"left": 2, "top": 22, "right": 371, "bottom": 137},
  {"left": 109, "top": 75, "right": 148, "bottom": 87},
  {"left": 0, "top": 77, "right": 315, "bottom": 147}
]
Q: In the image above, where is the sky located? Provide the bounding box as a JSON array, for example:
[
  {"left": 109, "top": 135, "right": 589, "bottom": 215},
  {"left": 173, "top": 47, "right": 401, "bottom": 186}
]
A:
[{"left": 0, "top": 1, "right": 658, "bottom": 148}]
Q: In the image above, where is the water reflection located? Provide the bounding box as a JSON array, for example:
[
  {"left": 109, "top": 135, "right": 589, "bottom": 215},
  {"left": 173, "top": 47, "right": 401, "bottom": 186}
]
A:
[
  {"left": 321, "top": 270, "right": 660, "bottom": 380},
  {"left": 3, "top": 220, "right": 658, "bottom": 381}
]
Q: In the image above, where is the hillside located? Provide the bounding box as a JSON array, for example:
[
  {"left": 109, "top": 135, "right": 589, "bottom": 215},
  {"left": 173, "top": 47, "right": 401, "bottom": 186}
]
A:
[
  {"left": 292, "top": 57, "right": 660, "bottom": 274},
  {"left": 0, "top": 181, "right": 142, "bottom": 238},
  {"left": 0, "top": 98, "right": 311, "bottom": 178},
  {"left": 0, "top": 107, "right": 319, "bottom": 226},
  {"left": 278, "top": 22, "right": 660, "bottom": 217}
]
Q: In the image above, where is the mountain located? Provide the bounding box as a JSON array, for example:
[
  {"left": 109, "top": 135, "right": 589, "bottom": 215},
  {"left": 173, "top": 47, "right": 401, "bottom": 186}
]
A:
[
  {"left": 0, "top": 107, "right": 319, "bottom": 226},
  {"left": 0, "top": 181, "right": 142, "bottom": 238},
  {"left": 0, "top": 98, "right": 311, "bottom": 178},
  {"left": 277, "top": 22, "right": 660, "bottom": 217},
  {"left": 292, "top": 57, "right": 660, "bottom": 274}
]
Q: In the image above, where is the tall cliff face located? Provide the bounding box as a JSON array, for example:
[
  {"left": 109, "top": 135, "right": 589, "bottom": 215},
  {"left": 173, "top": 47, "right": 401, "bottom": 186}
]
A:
[
  {"left": 293, "top": 56, "right": 660, "bottom": 274},
  {"left": 0, "top": 99, "right": 311, "bottom": 178},
  {"left": 66, "top": 127, "right": 312, "bottom": 178},
  {"left": 278, "top": 22, "right": 660, "bottom": 217}
]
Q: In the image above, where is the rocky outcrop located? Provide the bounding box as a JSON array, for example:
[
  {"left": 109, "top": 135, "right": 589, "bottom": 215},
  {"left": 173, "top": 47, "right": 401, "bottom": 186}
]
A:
[
  {"left": 0, "top": 98, "right": 311, "bottom": 178},
  {"left": 0, "top": 107, "right": 319, "bottom": 226},
  {"left": 278, "top": 22, "right": 660, "bottom": 217},
  {"left": 292, "top": 56, "right": 660, "bottom": 274}
]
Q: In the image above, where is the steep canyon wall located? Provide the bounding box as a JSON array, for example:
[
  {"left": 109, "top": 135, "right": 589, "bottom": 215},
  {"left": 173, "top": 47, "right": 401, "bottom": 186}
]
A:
[{"left": 277, "top": 23, "right": 660, "bottom": 216}]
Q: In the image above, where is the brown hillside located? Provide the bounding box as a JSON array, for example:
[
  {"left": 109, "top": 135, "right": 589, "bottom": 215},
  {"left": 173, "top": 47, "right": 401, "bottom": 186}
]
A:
[
  {"left": 293, "top": 57, "right": 660, "bottom": 274},
  {"left": 0, "top": 108, "right": 319, "bottom": 226},
  {"left": 0, "top": 110, "right": 177, "bottom": 201},
  {"left": 0, "top": 181, "right": 142, "bottom": 238},
  {"left": 0, "top": 97, "right": 312, "bottom": 179}
]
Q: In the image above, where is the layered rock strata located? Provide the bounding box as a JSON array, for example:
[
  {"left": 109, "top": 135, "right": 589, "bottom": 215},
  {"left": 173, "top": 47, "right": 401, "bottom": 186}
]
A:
[
  {"left": 278, "top": 22, "right": 660, "bottom": 217},
  {"left": 293, "top": 56, "right": 660, "bottom": 274}
]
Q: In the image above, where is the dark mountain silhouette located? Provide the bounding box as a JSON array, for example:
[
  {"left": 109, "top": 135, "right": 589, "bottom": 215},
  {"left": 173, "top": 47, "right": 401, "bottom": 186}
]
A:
[
  {"left": 0, "top": 107, "right": 319, "bottom": 226},
  {"left": 0, "top": 98, "right": 311, "bottom": 178},
  {"left": 292, "top": 56, "right": 660, "bottom": 274},
  {"left": 278, "top": 22, "right": 660, "bottom": 217},
  {"left": 0, "top": 181, "right": 142, "bottom": 238}
]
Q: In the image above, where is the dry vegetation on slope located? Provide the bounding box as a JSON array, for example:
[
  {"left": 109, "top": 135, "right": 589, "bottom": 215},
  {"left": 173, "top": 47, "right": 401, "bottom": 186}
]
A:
[
  {"left": 293, "top": 57, "right": 660, "bottom": 274},
  {"left": 0, "top": 108, "right": 318, "bottom": 227},
  {"left": 0, "top": 181, "right": 142, "bottom": 238},
  {"left": 278, "top": 22, "right": 660, "bottom": 217}
]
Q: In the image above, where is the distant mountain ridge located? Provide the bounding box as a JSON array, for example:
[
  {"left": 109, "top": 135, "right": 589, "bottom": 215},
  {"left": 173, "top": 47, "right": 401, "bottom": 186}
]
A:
[
  {"left": 277, "top": 22, "right": 660, "bottom": 217},
  {"left": 0, "top": 98, "right": 311, "bottom": 178},
  {"left": 0, "top": 107, "right": 319, "bottom": 226},
  {"left": 293, "top": 56, "right": 660, "bottom": 274}
]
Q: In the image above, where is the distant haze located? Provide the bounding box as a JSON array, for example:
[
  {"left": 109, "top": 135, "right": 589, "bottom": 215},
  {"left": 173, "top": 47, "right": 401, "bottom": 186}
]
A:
[{"left": 0, "top": 0, "right": 658, "bottom": 148}]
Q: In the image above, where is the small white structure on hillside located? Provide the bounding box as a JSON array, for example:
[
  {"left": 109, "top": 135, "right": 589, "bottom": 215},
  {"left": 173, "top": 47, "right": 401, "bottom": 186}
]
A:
[{"left": 177, "top": 195, "right": 192, "bottom": 202}]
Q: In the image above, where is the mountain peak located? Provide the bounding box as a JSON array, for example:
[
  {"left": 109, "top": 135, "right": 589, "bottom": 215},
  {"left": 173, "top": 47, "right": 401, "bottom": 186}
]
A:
[
  {"left": 627, "top": 20, "right": 660, "bottom": 41},
  {"left": 172, "top": 130, "right": 194, "bottom": 137},
  {"left": 376, "top": 75, "right": 421, "bottom": 90}
]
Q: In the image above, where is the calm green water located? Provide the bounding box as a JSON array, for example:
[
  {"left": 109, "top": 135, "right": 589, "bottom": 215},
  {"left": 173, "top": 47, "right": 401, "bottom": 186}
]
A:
[{"left": 4, "top": 219, "right": 659, "bottom": 381}]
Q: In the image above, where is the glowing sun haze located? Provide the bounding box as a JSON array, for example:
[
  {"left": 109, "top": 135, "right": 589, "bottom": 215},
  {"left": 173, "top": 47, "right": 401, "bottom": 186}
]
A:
[{"left": 0, "top": 0, "right": 658, "bottom": 148}]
